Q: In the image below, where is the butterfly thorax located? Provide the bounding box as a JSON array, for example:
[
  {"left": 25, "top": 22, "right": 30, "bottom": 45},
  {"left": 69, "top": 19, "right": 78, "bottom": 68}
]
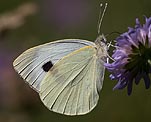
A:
[{"left": 94, "top": 34, "right": 108, "bottom": 61}]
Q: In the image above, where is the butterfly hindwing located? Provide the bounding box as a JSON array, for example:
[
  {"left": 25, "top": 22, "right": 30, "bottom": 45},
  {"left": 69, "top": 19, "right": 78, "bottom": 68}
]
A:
[
  {"left": 13, "top": 39, "right": 95, "bottom": 92},
  {"left": 39, "top": 45, "right": 105, "bottom": 115}
]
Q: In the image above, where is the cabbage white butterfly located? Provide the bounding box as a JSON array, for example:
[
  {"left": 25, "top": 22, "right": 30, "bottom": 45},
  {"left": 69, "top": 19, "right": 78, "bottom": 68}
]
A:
[{"left": 13, "top": 3, "right": 108, "bottom": 115}]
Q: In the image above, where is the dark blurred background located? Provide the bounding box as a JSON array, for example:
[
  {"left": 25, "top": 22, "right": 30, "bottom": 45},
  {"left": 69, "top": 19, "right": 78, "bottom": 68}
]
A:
[{"left": 0, "top": 0, "right": 151, "bottom": 122}]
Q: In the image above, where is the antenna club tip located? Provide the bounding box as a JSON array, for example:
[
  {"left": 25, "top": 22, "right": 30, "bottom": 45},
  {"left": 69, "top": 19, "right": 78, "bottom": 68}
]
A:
[
  {"left": 100, "top": 3, "right": 103, "bottom": 7},
  {"left": 100, "top": 3, "right": 108, "bottom": 7}
]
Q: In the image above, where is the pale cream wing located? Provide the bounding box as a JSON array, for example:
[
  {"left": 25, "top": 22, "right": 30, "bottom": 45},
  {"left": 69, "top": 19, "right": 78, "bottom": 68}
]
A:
[
  {"left": 13, "top": 39, "right": 95, "bottom": 92},
  {"left": 39, "top": 46, "right": 105, "bottom": 115}
]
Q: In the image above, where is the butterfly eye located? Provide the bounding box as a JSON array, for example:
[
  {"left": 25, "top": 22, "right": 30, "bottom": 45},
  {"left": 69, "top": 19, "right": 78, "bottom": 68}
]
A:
[
  {"left": 101, "top": 38, "right": 107, "bottom": 44},
  {"left": 42, "top": 61, "right": 53, "bottom": 72}
]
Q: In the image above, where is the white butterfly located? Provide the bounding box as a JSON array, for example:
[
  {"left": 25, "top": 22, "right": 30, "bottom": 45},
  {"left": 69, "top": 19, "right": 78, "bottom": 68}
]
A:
[{"left": 13, "top": 3, "right": 109, "bottom": 116}]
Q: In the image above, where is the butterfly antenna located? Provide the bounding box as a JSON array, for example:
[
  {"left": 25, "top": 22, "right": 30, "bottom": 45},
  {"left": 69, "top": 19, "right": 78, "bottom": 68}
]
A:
[{"left": 97, "top": 3, "right": 108, "bottom": 35}]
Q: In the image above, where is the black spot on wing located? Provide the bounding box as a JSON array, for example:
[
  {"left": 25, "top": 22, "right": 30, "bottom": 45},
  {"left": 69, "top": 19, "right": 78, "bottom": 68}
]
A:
[{"left": 42, "top": 61, "right": 53, "bottom": 72}]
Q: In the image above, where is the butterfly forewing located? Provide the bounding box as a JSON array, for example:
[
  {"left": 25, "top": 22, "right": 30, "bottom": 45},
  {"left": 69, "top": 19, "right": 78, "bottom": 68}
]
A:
[
  {"left": 39, "top": 45, "right": 105, "bottom": 115},
  {"left": 13, "top": 39, "right": 95, "bottom": 92}
]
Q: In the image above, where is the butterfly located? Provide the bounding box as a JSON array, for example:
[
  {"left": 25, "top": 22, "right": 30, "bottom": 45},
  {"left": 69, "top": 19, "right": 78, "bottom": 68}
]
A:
[{"left": 13, "top": 3, "right": 109, "bottom": 116}]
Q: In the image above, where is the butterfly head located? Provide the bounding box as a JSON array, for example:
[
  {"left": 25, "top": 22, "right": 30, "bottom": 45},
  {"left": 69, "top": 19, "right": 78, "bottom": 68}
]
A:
[
  {"left": 95, "top": 34, "right": 107, "bottom": 47},
  {"left": 95, "top": 34, "right": 108, "bottom": 61}
]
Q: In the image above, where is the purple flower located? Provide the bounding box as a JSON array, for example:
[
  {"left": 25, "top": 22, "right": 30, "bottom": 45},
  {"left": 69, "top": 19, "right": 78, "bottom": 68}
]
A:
[{"left": 105, "top": 16, "right": 151, "bottom": 95}]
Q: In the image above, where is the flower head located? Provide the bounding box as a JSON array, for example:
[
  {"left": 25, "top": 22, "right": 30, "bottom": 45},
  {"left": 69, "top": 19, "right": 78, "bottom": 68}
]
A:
[{"left": 105, "top": 16, "right": 151, "bottom": 95}]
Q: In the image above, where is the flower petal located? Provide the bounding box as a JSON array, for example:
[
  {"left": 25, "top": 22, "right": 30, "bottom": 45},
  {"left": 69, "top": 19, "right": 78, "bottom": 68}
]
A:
[{"left": 143, "top": 73, "right": 150, "bottom": 89}]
